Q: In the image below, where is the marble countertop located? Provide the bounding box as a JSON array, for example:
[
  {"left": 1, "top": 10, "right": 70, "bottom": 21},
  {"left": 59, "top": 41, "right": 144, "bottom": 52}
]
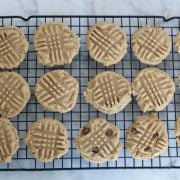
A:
[
  {"left": 0, "top": 0, "right": 180, "bottom": 18},
  {"left": 0, "top": 0, "right": 180, "bottom": 179}
]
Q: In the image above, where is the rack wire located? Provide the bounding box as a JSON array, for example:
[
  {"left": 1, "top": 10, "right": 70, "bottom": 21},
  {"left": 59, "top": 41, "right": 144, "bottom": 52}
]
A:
[{"left": 0, "top": 16, "right": 179, "bottom": 170}]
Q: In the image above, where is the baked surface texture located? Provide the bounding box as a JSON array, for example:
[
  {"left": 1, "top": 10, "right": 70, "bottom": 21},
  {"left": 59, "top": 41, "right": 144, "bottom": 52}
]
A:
[
  {"left": 75, "top": 118, "right": 122, "bottom": 163},
  {"left": 0, "top": 117, "right": 19, "bottom": 163},
  {"left": 132, "top": 68, "right": 175, "bottom": 112},
  {"left": 84, "top": 71, "right": 131, "bottom": 114},
  {"left": 34, "top": 22, "right": 80, "bottom": 66},
  {"left": 24, "top": 118, "right": 69, "bottom": 162},
  {"left": 87, "top": 22, "right": 127, "bottom": 66},
  {"left": 132, "top": 25, "right": 171, "bottom": 65},
  {"left": 35, "top": 70, "right": 79, "bottom": 113},
  {"left": 0, "top": 71, "right": 30, "bottom": 118},
  {"left": 0, "top": 26, "right": 28, "bottom": 69},
  {"left": 126, "top": 113, "right": 168, "bottom": 160}
]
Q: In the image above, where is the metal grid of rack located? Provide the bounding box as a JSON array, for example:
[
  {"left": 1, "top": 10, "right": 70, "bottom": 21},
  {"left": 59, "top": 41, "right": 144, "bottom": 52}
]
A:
[{"left": 0, "top": 16, "right": 179, "bottom": 170}]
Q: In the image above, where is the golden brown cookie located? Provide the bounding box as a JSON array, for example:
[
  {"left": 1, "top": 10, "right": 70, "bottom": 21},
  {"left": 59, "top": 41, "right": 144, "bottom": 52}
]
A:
[
  {"left": 34, "top": 22, "right": 80, "bottom": 66},
  {"left": 132, "top": 68, "right": 175, "bottom": 112},
  {"left": 175, "top": 32, "right": 180, "bottom": 54},
  {"left": 35, "top": 70, "right": 79, "bottom": 113},
  {"left": 175, "top": 117, "right": 180, "bottom": 145},
  {"left": 87, "top": 22, "right": 127, "bottom": 66},
  {"left": 84, "top": 71, "right": 131, "bottom": 114},
  {"left": 0, "top": 71, "right": 31, "bottom": 118},
  {"left": 126, "top": 113, "right": 168, "bottom": 160},
  {"left": 24, "top": 118, "right": 69, "bottom": 162},
  {"left": 132, "top": 25, "right": 171, "bottom": 65},
  {"left": 75, "top": 118, "right": 122, "bottom": 163},
  {"left": 0, "top": 117, "right": 19, "bottom": 163},
  {"left": 0, "top": 26, "right": 28, "bottom": 69}
]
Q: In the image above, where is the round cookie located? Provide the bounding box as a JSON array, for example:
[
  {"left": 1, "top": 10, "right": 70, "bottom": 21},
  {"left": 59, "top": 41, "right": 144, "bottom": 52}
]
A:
[
  {"left": 34, "top": 22, "right": 80, "bottom": 66},
  {"left": 0, "top": 71, "right": 31, "bottom": 118},
  {"left": 0, "top": 117, "right": 19, "bottom": 163},
  {"left": 175, "top": 32, "right": 180, "bottom": 54},
  {"left": 126, "top": 113, "right": 168, "bottom": 160},
  {"left": 87, "top": 22, "right": 127, "bottom": 66},
  {"left": 35, "top": 70, "right": 79, "bottom": 113},
  {"left": 132, "top": 25, "right": 171, "bottom": 65},
  {"left": 24, "top": 118, "right": 69, "bottom": 162},
  {"left": 83, "top": 71, "right": 131, "bottom": 114},
  {"left": 132, "top": 68, "right": 175, "bottom": 112},
  {"left": 0, "top": 26, "right": 29, "bottom": 69},
  {"left": 75, "top": 118, "right": 122, "bottom": 163}
]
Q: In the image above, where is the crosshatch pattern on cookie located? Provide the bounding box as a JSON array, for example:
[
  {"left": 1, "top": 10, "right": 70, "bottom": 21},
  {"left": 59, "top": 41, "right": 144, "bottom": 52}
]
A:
[
  {"left": 34, "top": 22, "right": 80, "bottom": 66},
  {"left": 84, "top": 71, "right": 131, "bottom": 114},
  {"left": 75, "top": 119, "right": 122, "bottom": 163},
  {"left": 87, "top": 22, "right": 127, "bottom": 66},
  {"left": 132, "top": 68, "right": 175, "bottom": 112},
  {"left": 0, "top": 72, "right": 30, "bottom": 118},
  {"left": 0, "top": 118, "right": 19, "bottom": 163},
  {"left": 35, "top": 70, "right": 79, "bottom": 113},
  {"left": 0, "top": 26, "right": 28, "bottom": 69},
  {"left": 132, "top": 26, "right": 171, "bottom": 65},
  {"left": 24, "top": 118, "right": 69, "bottom": 162},
  {"left": 126, "top": 114, "right": 168, "bottom": 160}
]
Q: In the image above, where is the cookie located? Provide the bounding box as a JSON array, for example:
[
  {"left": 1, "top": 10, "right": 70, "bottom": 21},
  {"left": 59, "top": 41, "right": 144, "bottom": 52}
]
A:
[
  {"left": 84, "top": 71, "right": 131, "bottom": 114},
  {"left": 175, "top": 117, "right": 180, "bottom": 145},
  {"left": 175, "top": 32, "right": 180, "bottom": 54},
  {"left": 0, "top": 26, "right": 28, "bottom": 69},
  {"left": 132, "top": 25, "right": 171, "bottom": 65},
  {"left": 0, "top": 72, "right": 30, "bottom": 118},
  {"left": 35, "top": 70, "right": 79, "bottom": 113},
  {"left": 0, "top": 117, "right": 19, "bottom": 163},
  {"left": 24, "top": 118, "right": 69, "bottom": 162},
  {"left": 75, "top": 118, "right": 122, "bottom": 163},
  {"left": 132, "top": 68, "right": 175, "bottom": 112},
  {"left": 126, "top": 113, "right": 168, "bottom": 160},
  {"left": 177, "top": 72, "right": 180, "bottom": 88},
  {"left": 87, "top": 22, "right": 127, "bottom": 66},
  {"left": 34, "top": 22, "right": 80, "bottom": 67}
]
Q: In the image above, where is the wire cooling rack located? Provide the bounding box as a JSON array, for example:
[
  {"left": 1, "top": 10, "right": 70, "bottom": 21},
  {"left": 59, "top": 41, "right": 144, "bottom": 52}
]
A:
[{"left": 0, "top": 15, "right": 179, "bottom": 170}]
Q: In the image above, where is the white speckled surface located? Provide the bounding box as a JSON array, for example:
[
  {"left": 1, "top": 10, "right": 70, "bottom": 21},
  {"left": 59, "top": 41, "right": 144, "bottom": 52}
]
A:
[
  {"left": 0, "top": 0, "right": 179, "bottom": 179},
  {"left": 0, "top": 0, "right": 179, "bottom": 18}
]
